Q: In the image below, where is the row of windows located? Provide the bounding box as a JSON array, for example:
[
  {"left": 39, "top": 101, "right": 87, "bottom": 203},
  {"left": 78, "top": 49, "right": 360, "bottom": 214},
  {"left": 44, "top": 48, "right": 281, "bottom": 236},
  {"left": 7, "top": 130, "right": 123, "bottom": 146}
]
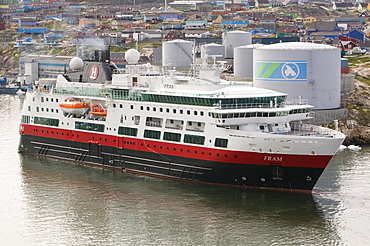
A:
[
  {"left": 35, "top": 107, "right": 59, "bottom": 114},
  {"left": 210, "top": 108, "right": 310, "bottom": 119},
  {"left": 37, "top": 97, "right": 59, "bottom": 103},
  {"left": 113, "top": 103, "right": 205, "bottom": 117},
  {"left": 118, "top": 127, "right": 228, "bottom": 148}
]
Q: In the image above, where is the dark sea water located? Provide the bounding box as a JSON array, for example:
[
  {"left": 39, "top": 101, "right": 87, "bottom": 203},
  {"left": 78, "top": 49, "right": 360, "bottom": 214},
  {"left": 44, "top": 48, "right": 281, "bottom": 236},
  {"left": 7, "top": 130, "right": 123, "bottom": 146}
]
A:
[{"left": 1, "top": 94, "right": 369, "bottom": 245}]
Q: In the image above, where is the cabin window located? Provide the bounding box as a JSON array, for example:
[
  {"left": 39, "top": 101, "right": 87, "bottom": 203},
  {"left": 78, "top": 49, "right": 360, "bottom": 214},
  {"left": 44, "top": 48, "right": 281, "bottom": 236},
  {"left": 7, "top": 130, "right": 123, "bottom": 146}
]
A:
[
  {"left": 194, "top": 111, "right": 197, "bottom": 116},
  {"left": 34, "top": 117, "right": 59, "bottom": 127},
  {"left": 144, "top": 129, "right": 161, "bottom": 139},
  {"left": 180, "top": 109, "right": 183, "bottom": 114},
  {"left": 118, "top": 126, "right": 138, "bottom": 136},
  {"left": 184, "top": 134, "right": 205, "bottom": 145},
  {"left": 75, "top": 121, "right": 104, "bottom": 132},
  {"left": 163, "top": 132, "right": 181, "bottom": 142},
  {"left": 130, "top": 105, "right": 134, "bottom": 109},
  {"left": 200, "top": 111, "right": 204, "bottom": 116},
  {"left": 140, "top": 106, "right": 143, "bottom": 110},
  {"left": 120, "top": 104, "right": 123, "bottom": 108},
  {"left": 215, "top": 138, "right": 228, "bottom": 148},
  {"left": 28, "top": 106, "right": 31, "bottom": 111},
  {"left": 21, "top": 115, "right": 30, "bottom": 124},
  {"left": 173, "top": 109, "right": 176, "bottom": 114},
  {"left": 113, "top": 104, "right": 116, "bottom": 108}
]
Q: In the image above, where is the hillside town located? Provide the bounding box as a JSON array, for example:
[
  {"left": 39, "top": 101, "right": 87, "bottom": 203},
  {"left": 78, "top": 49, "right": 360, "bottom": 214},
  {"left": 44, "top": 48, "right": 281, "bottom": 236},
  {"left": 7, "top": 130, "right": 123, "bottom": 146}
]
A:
[{"left": 1, "top": 0, "right": 370, "bottom": 145}]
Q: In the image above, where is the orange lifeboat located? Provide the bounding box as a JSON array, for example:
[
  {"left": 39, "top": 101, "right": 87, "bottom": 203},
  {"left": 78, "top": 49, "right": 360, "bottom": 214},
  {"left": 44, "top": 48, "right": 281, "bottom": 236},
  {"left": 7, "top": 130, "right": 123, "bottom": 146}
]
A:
[
  {"left": 91, "top": 104, "right": 107, "bottom": 116},
  {"left": 59, "top": 99, "right": 90, "bottom": 115}
]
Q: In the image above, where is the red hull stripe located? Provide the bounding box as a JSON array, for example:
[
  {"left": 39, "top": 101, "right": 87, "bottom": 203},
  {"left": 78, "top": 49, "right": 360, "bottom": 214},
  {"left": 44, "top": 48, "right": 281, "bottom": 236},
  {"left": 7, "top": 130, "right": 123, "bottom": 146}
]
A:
[{"left": 20, "top": 124, "right": 333, "bottom": 169}]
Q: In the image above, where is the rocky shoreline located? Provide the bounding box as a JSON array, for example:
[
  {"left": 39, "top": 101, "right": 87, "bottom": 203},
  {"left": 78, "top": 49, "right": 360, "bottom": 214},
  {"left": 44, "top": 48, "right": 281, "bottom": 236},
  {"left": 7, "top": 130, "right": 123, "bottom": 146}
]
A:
[{"left": 336, "top": 76, "right": 370, "bottom": 146}]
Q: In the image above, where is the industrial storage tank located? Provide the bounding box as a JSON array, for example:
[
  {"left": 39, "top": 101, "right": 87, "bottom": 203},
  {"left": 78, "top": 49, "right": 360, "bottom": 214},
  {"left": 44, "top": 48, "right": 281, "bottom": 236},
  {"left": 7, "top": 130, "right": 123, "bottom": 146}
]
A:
[
  {"left": 162, "top": 39, "right": 194, "bottom": 68},
  {"left": 200, "top": 43, "right": 225, "bottom": 60},
  {"left": 253, "top": 42, "right": 341, "bottom": 110},
  {"left": 223, "top": 31, "right": 252, "bottom": 59},
  {"left": 234, "top": 44, "right": 264, "bottom": 78}
]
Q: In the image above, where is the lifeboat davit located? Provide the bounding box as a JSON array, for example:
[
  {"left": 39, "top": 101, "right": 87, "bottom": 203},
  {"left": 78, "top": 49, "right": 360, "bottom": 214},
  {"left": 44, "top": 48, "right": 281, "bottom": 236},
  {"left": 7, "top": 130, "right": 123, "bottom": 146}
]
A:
[
  {"left": 91, "top": 104, "right": 107, "bottom": 116},
  {"left": 59, "top": 99, "right": 90, "bottom": 115}
]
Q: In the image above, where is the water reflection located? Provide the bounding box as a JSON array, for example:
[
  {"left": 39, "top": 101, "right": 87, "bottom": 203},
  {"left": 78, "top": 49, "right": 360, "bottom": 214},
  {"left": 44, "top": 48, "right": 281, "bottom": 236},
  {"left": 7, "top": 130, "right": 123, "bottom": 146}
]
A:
[{"left": 19, "top": 154, "right": 339, "bottom": 245}]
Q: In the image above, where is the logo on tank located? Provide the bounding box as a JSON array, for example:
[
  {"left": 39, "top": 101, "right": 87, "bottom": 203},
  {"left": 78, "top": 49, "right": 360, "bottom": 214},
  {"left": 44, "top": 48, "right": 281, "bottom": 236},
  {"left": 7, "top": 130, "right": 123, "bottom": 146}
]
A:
[
  {"left": 281, "top": 62, "right": 299, "bottom": 80},
  {"left": 89, "top": 65, "right": 99, "bottom": 80}
]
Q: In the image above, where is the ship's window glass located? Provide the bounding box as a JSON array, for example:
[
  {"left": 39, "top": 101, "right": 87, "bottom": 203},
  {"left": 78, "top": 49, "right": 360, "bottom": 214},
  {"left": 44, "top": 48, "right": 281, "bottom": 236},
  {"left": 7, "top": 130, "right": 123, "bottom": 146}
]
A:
[
  {"left": 200, "top": 111, "right": 204, "bottom": 116},
  {"left": 34, "top": 117, "right": 59, "bottom": 127},
  {"left": 46, "top": 98, "right": 49, "bottom": 102},
  {"left": 194, "top": 111, "right": 197, "bottom": 116},
  {"left": 260, "top": 125, "right": 265, "bottom": 130},
  {"left": 56, "top": 99, "right": 58, "bottom": 102},
  {"left": 41, "top": 108, "right": 44, "bottom": 112},
  {"left": 144, "top": 129, "right": 161, "bottom": 139},
  {"left": 75, "top": 121, "right": 104, "bottom": 132},
  {"left": 153, "top": 107, "right": 156, "bottom": 112},
  {"left": 51, "top": 98, "right": 53, "bottom": 102},
  {"left": 163, "top": 132, "right": 181, "bottom": 142},
  {"left": 160, "top": 108, "right": 163, "bottom": 112},
  {"left": 56, "top": 109, "right": 59, "bottom": 113},
  {"left": 263, "top": 112, "right": 268, "bottom": 117},
  {"left": 140, "top": 106, "right": 143, "bottom": 110},
  {"left": 113, "top": 104, "right": 116, "bottom": 108},
  {"left": 166, "top": 108, "right": 169, "bottom": 113},
  {"left": 118, "top": 126, "right": 138, "bottom": 136},
  {"left": 215, "top": 138, "right": 228, "bottom": 148},
  {"left": 28, "top": 106, "right": 31, "bottom": 111},
  {"left": 120, "top": 104, "right": 123, "bottom": 108},
  {"left": 21, "top": 115, "right": 30, "bottom": 124},
  {"left": 184, "top": 134, "right": 205, "bottom": 145},
  {"left": 257, "top": 112, "right": 263, "bottom": 117},
  {"left": 130, "top": 105, "right": 133, "bottom": 109},
  {"left": 173, "top": 109, "right": 176, "bottom": 114},
  {"left": 41, "top": 97, "right": 44, "bottom": 103},
  {"left": 187, "top": 110, "right": 190, "bottom": 115},
  {"left": 33, "top": 98, "right": 35, "bottom": 102},
  {"left": 180, "top": 109, "right": 183, "bottom": 114},
  {"left": 46, "top": 108, "right": 49, "bottom": 112},
  {"left": 51, "top": 109, "right": 54, "bottom": 113},
  {"left": 147, "top": 107, "right": 150, "bottom": 111}
]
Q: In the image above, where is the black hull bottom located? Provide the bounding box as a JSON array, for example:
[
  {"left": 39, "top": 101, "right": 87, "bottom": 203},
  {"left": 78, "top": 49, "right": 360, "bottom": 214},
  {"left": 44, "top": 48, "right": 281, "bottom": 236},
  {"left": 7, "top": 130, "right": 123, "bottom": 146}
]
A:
[{"left": 18, "top": 134, "right": 325, "bottom": 192}]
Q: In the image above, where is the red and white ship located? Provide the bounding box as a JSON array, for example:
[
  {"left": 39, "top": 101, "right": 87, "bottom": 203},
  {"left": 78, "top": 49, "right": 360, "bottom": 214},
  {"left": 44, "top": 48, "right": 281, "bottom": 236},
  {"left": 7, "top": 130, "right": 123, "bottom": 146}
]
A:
[{"left": 18, "top": 49, "right": 345, "bottom": 192}]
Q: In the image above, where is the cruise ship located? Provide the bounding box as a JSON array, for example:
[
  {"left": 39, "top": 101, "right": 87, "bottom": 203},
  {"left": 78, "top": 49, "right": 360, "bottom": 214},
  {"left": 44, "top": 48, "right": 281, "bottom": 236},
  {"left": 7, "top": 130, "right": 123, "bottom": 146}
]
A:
[{"left": 18, "top": 48, "right": 345, "bottom": 192}]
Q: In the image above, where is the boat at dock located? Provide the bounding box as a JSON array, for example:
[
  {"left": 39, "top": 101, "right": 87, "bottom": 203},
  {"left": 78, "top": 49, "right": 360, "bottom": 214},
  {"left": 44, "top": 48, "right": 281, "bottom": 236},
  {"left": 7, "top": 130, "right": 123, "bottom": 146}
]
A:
[{"left": 18, "top": 48, "right": 345, "bottom": 192}]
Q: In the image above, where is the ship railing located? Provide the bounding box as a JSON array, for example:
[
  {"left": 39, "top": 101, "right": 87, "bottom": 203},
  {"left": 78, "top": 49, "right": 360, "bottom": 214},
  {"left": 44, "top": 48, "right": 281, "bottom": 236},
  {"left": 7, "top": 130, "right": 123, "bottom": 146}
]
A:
[
  {"left": 145, "top": 122, "right": 162, "bottom": 128},
  {"left": 271, "top": 123, "right": 340, "bottom": 138}
]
